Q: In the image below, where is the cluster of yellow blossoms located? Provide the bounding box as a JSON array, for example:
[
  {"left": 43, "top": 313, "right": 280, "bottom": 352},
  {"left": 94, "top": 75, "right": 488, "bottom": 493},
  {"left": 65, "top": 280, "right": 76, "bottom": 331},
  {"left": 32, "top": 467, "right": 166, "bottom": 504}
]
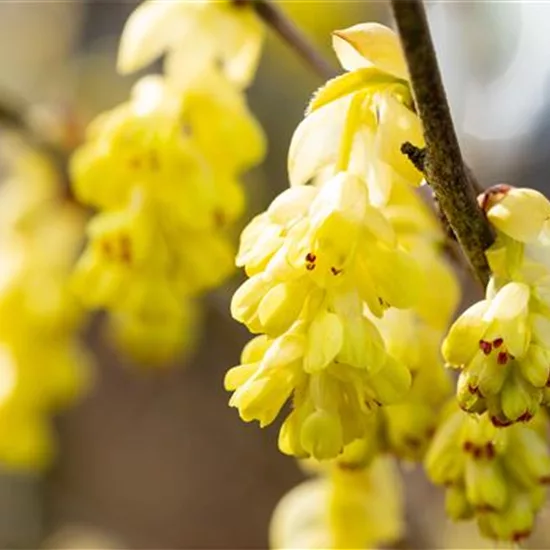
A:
[
  {"left": 70, "top": 0, "right": 265, "bottom": 365},
  {"left": 426, "top": 186, "right": 550, "bottom": 542},
  {"left": 270, "top": 456, "right": 404, "bottom": 549},
  {"left": 0, "top": 139, "right": 90, "bottom": 469},
  {"left": 226, "top": 23, "right": 459, "bottom": 548}
]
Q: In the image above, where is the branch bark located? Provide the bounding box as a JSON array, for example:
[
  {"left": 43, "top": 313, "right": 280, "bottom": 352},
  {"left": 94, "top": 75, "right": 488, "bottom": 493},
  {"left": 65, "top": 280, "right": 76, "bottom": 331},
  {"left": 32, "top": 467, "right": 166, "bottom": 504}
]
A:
[
  {"left": 391, "top": 0, "right": 494, "bottom": 286},
  {"left": 236, "top": 0, "right": 338, "bottom": 81}
]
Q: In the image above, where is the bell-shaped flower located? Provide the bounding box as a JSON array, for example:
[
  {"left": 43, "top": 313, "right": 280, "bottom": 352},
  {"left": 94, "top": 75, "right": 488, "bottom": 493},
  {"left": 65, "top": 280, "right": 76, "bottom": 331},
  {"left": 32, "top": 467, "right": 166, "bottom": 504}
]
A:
[
  {"left": 289, "top": 23, "right": 424, "bottom": 205},
  {"left": 118, "top": 0, "right": 264, "bottom": 88},
  {"left": 425, "top": 406, "right": 550, "bottom": 542}
]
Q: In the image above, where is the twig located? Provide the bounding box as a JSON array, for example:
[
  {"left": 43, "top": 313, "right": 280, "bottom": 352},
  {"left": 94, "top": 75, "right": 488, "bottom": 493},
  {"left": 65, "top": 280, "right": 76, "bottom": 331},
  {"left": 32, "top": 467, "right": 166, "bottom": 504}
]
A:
[
  {"left": 391, "top": 0, "right": 494, "bottom": 286},
  {"left": 235, "top": 0, "right": 338, "bottom": 81},
  {"left": 0, "top": 97, "right": 71, "bottom": 196}
]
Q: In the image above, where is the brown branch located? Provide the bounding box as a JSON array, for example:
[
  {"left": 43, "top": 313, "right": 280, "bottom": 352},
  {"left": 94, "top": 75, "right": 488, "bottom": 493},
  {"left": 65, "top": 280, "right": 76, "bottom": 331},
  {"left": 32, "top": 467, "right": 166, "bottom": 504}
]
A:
[
  {"left": 0, "top": 97, "right": 72, "bottom": 199},
  {"left": 235, "top": 0, "right": 338, "bottom": 81},
  {"left": 391, "top": 0, "right": 494, "bottom": 287}
]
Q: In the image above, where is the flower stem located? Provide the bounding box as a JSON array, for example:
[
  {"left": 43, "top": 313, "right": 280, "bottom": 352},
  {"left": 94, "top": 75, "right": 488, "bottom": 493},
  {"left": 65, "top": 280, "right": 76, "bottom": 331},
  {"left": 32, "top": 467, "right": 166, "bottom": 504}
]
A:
[
  {"left": 236, "top": 0, "right": 338, "bottom": 81},
  {"left": 390, "top": 0, "right": 494, "bottom": 286}
]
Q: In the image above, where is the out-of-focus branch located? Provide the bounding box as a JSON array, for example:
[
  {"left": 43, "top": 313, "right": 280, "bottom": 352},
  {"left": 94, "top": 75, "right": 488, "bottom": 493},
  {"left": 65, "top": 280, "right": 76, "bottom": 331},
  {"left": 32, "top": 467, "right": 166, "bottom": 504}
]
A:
[
  {"left": 235, "top": 0, "right": 338, "bottom": 80},
  {"left": 391, "top": 0, "right": 494, "bottom": 287},
  {"left": 0, "top": 96, "right": 71, "bottom": 195}
]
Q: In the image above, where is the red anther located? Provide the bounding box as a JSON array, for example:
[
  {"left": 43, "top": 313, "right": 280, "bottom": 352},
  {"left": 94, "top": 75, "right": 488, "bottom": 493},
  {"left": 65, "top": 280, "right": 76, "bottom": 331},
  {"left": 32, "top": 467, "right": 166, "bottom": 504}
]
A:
[
  {"left": 518, "top": 411, "right": 534, "bottom": 422},
  {"left": 404, "top": 436, "right": 421, "bottom": 449},
  {"left": 492, "top": 338, "right": 503, "bottom": 348},
  {"left": 485, "top": 442, "right": 496, "bottom": 460},
  {"left": 539, "top": 475, "right": 550, "bottom": 484},
  {"left": 337, "top": 461, "right": 362, "bottom": 472},
  {"left": 491, "top": 416, "right": 513, "bottom": 428},
  {"left": 474, "top": 504, "right": 496, "bottom": 513},
  {"left": 306, "top": 264, "right": 315, "bottom": 271},
  {"left": 305, "top": 252, "right": 316, "bottom": 263},
  {"left": 462, "top": 441, "right": 474, "bottom": 453},
  {"left": 119, "top": 235, "right": 132, "bottom": 263},
  {"left": 467, "top": 383, "right": 479, "bottom": 395},
  {"left": 472, "top": 447, "right": 483, "bottom": 460},
  {"left": 101, "top": 240, "right": 113, "bottom": 258},
  {"left": 479, "top": 340, "right": 492, "bottom": 355},
  {"left": 497, "top": 351, "right": 509, "bottom": 365},
  {"left": 512, "top": 530, "right": 531, "bottom": 543},
  {"left": 330, "top": 266, "right": 342, "bottom": 275},
  {"left": 128, "top": 156, "right": 142, "bottom": 169}
]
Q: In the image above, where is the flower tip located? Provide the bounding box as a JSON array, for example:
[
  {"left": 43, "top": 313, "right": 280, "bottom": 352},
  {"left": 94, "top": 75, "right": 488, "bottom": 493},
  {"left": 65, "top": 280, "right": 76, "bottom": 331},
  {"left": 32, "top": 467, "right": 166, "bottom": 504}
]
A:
[{"left": 477, "top": 183, "right": 513, "bottom": 213}]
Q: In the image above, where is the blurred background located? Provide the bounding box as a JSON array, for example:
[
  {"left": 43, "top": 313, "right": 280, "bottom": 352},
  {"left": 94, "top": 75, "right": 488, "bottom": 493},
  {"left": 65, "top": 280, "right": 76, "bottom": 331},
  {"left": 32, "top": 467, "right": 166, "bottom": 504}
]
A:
[{"left": 1, "top": 1, "right": 550, "bottom": 548}]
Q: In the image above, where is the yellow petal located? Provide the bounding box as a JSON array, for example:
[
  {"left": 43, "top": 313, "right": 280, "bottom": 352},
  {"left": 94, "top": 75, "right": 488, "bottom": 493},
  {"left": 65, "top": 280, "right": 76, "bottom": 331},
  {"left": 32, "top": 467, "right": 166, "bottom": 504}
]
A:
[
  {"left": 375, "top": 93, "right": 424, "bottom": 186},
  {"left": 258, "top": 281, "right": 308, "bottom": 336},
  {"left": 288, "top": 95, "right": 352, "bottom": 187},
  {"left": 488, "top": 188, "right": 550, "bottom": 243},
  {"left": 369, "top": 355, "right": 411, "bottom": 404},
  {"left": 117, "top": 0, "right": 202, "bottom": 74},
  {"left": 307, "top": 68, "right": 405, "bottom": 114},
  {"left": 300, "top": 409, "right": 344, "bottom": 459},
  {"left": 332, "top": 23, "right": 408, "bottom": 79},
  {"left": 304, "top": 310, "right": 343, "bottom": 373},
  {"left": 241, "top": 334, "right": 271, "bottom": 363},
  {"left": 224, "top": 363, "right": 258, "bottom": 391},
  {"left": 484, "top": 281, "right": 530, "bottom": 322},
  {"left": 442, "top": 300, "right": 490, "bottom": 366},
  {"left": 267, "top": 186, "right": 318, "bottom": 227}
]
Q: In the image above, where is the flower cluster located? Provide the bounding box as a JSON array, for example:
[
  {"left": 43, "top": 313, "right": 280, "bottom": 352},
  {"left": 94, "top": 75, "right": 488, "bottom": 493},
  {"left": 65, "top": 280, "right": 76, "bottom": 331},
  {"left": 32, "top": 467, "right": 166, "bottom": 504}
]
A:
[
  {"left": 70, "top": 0, "right": 265, "bottom": 365},
  {"left": 443, "top": 188, "right": 550, "bottom": 425},
  {"left": 426, "top": 403, "right": 550, "bottom": 542},
  {"left": 428, "top": 186, "right": 550, "bottom": 541},
  {"left": 269, "top": 456, "right": 404, "bottom": 549},
  {"left": 226, "top": 23, "right": 458, "bottom": 467},
  {"left": 0, "top": 141, "right": 91, "bottom": 469}
]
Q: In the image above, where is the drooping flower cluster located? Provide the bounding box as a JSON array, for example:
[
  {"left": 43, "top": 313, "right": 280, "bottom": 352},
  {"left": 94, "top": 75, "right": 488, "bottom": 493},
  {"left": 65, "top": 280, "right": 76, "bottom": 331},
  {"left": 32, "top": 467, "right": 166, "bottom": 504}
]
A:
[
  {"left": 70, "top": 0, "right": 265, "bottom": 365},
  {"left": 269, "top": 456, "right": 404, "bottom": 550},
  {"left": 427, "top": 186, "right": 550, "bottom": 541},
  {"left": 444, "top": 188, "right": 550, "bottom": 425},
  {"left": 226, "top": 22, "right": 459, "bottom": 468},
  {"left": 0, "top": 140, "right": 91, "bottom": 469},
  {"left": 426, "top": 403, "right": 550, "bottom": 542}
]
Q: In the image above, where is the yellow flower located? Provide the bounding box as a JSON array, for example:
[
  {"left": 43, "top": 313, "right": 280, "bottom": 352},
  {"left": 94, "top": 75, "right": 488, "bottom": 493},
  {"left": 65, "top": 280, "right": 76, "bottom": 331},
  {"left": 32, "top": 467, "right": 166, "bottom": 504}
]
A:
[
  {"left": 269, "top": 456, "right": 404, "bottom": 549},
  {"left": 425, "top": 405, "right": 550, "bottom": 542},
  {"left": 289, "top": 23, "right": 424, "bottom": 206},
  {"left": 0, "top": 145, "right": 92, "bottom": 470},
  {"left": 487, "top": 187, "right": 550, "bottom": 244},
  {"left": 118, "top": 0, "right": 264, "bottom": 88},
  {"left": 225, "top": 319, "right": 410, "bottom": 460},
  {"left": 107, "top": 298, "right": 199, "bottom": 367},
  {"left": 442, "top": 281, "right": 549, "bottom": 424},
  {"left": 71, "top": 65, "right": 263, "bottom": 366},
  {"left": 71, "top": 75, "right": 261, "bottom": 221}
]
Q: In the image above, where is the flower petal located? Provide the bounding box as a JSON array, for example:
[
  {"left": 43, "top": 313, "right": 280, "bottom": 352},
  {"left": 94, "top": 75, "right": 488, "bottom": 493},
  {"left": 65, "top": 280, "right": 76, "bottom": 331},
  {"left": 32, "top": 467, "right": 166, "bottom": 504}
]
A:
[{"left": 332, "top": 23, "right": 408, "bottom": 79}]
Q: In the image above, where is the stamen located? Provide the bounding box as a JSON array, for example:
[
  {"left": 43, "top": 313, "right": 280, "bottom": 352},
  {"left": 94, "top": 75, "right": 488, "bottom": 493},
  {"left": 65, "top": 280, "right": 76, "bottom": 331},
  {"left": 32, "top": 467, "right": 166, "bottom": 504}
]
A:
[
  {"left": 479, "top": 340, "right": 492, "bottom": 355},
  {"left": 119, "top": 235, "right": 132, "bottom": 264},
  {"left": 518, "top": 411, "right": 534, "bottom": 422},
  {"left": 492, "top": 337, "right": 503, "bottom": 348},
  {"left": 497, "top": 351, "right": 508, "bottom": 365},
  {"left": 485, "top": 442, "right": 496, "bottom": 460},
  {"left": 491, "top": 416, "right": 513, "bottom": 428}
]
